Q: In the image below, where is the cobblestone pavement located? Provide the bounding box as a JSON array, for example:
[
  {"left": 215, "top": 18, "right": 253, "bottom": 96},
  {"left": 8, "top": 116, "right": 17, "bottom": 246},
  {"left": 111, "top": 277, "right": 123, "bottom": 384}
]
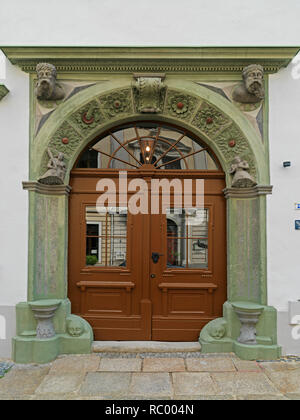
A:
[{"left": 1, "top": 353, "right": 300, "bottom": 400}]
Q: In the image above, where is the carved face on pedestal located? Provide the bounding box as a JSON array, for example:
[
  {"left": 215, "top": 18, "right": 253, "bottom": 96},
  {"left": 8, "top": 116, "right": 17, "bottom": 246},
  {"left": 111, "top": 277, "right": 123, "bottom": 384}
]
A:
[
  {"left": 67, "top": 319, "right": 84, "bottom": 337},
  {"left": 209, "top": 324, "right": 226, "bottom": 340}
]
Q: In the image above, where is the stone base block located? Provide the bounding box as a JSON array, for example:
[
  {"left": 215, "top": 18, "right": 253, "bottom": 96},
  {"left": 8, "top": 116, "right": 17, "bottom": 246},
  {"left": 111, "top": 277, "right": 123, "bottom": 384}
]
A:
[
  {"left": 12, "top": 298, "right": 93, "bottom": 364},
  {"left": 233, "top": 342, "right": 281, "bottom": 361},
  {"left": 199, "top": 301, "right": 282, "bottom": 361},
  {"left": 12, "top": 332, "right": 93, "bottom": 364}
]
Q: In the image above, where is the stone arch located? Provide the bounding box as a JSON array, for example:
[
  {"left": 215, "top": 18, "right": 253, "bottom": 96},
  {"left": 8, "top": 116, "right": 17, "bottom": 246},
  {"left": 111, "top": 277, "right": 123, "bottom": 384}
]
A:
[
  {"left": 32, "top": 79, "right": 267, "bottom": 186},
  {"left": 17, "top": 77, "right": 280, "bottom": 364}
]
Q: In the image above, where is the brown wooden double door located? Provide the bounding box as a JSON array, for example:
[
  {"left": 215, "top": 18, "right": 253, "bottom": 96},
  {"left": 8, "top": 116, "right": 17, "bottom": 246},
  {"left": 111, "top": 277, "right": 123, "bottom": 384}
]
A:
[{"left": 68, "top": 169, "right": 226, "bottom": 341}]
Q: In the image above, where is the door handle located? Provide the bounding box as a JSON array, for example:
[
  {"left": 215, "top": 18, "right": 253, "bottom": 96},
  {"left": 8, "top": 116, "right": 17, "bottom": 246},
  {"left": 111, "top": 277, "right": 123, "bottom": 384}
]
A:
[{"left": 152, "top": 252, "right": 164, "bottom": 264}]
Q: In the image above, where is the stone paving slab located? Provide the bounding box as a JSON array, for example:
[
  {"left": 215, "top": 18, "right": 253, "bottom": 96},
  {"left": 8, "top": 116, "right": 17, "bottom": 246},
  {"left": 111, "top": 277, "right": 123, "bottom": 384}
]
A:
[
  {"left": 99, "top": 358, "right": 142, "bottom": 372},
  {"left": 79, "top": 372, "right": 132, "bottom": 397},
  {"left": 35, "top": 373, "right": 85, "bottom": 395},
  {"left": 1, "top": 354, "right": 300, "bottom": 400},
  {"left": 143, "top": 358, "right": 185, "bottom": 372},
  {"left": 186, "top": 358, "right": 236, "bottom": 372},
  {"left": 262, "top": 369, "right": 300, "bottom": 394},
  {"left": 129, "top": 373, "right": 172, "bottom": 397},
  {"left": 211, "top": 372, "right": 281, "bottom": 396},
  {"left": 93, "top": 341, "right": 201, "bottom": 353},
  {"left": 233, "top": 360, "right": 262, "bottom": 372},
  {"left": 49, "top": 355, "right": 100, "bottom": 374},
  {"left": 0, "top": 365, "right": 50, "bottom": 397},
  {"left": 236, "top": 394, "right": 288, "bottom": 400},
  {"left": 173, "top": 372, "right": 218, "bottom": 396}
]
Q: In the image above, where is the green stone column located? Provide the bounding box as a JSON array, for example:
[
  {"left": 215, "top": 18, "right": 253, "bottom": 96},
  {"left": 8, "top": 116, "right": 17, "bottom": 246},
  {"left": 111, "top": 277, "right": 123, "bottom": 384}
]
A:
[
  {"left": 224, "top": 186, "right": 271, "bottom": 305},
  {"left": 25, "top": 182, "right": 70, "bottom": 301},
  {"left": 199, "top": 186, "right": 281, "bottom": 360},
  {"left": 12, "top": 182, "right": 93, "bottom": 364}
]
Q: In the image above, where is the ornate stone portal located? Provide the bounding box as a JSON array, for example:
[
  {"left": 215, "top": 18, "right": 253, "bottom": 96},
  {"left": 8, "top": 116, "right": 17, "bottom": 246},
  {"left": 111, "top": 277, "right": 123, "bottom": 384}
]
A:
[{"left": 4, "top": 46, "right": 295, "bottom": 363}]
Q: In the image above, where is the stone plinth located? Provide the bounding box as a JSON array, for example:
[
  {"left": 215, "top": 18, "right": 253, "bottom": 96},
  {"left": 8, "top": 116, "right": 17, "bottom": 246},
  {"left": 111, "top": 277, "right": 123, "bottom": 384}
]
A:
[
  {"left": 29, "top": 300, "right": 61, "bottom": 339},
  {"left": 232, "top": 301, "right": 264, "bottom": 345}
]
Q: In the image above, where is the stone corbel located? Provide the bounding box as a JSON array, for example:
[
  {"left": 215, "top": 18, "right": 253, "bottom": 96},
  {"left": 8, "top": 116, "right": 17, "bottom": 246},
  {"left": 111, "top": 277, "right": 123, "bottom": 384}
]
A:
[
  {"left": 0, "top": 84, "right": 9, "bottom": 101},
  {"left": 133, "top": 73, "right": 166, "bottom": 113},
  {"left": 22, "top": 181, "right": 71, "bottom": 196}
]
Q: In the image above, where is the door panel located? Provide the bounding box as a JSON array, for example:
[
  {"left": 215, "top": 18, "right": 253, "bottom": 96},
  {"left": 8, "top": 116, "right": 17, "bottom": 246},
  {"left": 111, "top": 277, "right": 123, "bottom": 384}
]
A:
[
  {"left": 149, "top": 181, "right": 226, "bottom": 341},
  {"left": 68, "top": 171, "right": 226, "bottom": 341}
]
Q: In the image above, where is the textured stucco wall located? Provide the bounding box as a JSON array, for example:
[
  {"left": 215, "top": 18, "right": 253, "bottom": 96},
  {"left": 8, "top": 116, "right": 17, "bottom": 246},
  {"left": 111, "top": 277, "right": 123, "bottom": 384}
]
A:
[
  {"left": 0, "top": 0, "right": 299, "bottom": 46},
  {"left": 268, "top": 59, "right": 300, "bottom": 313},
  {"left": 0, "top": 56, "right": 28, "bottom": 308}
]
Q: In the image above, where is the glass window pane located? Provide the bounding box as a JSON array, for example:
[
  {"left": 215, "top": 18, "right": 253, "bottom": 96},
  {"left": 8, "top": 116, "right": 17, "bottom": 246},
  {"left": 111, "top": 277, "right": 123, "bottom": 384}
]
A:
[
  {"left": 85, "top": 206, "right": 127, "bottom": 267},
  {"left": 76, "top": 123, "right": 220, "bottom": 170},
  {"left": 166, "top": 208, "right": 209, "bottom": 269},
  {"left": 188, "top": 239, "right": 208, "bottom": 268}
]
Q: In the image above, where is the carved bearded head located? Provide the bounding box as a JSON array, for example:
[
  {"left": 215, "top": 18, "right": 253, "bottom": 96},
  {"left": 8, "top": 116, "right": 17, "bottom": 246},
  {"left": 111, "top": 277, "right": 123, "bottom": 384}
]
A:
[
  {"left": 35, "top": 63, "right": 57, "bottom": 100},
  {"left": 242, "top": 64, "right": 265, "bottom": 99}
]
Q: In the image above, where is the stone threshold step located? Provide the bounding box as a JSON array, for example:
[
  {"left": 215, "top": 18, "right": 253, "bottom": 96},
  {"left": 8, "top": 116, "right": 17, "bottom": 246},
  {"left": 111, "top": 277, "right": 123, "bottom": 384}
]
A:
[{"left": 92, "top": 341, "right": 201, "bottom": 353}]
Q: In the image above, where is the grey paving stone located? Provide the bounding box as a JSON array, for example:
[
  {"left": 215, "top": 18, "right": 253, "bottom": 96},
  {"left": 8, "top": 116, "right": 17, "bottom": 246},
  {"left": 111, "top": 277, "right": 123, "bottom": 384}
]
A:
[
  {"left": 236, "top": 394, "right": 288, "bottom": 400},
  {"left": 0, "top": 365, "right": 49, "bottom": 396},
  {"left": 233, "top": 360, "right": 262, "bottom": 372},
  {"left": 129, "top": 373, "right": 172, "bottom": 397},
  {"left": 173, "top": 372, "right": 218, "bottom": 396},
  {"left": 35, "top": 373, "right": 84, "bottom": 395},
  {"left": 143, "top": 358, "right": 185, "bottom": 372},
  {"left": 79, "top": 372, "right": 131, "bottom": 397},
  {"left": 173, "top": 395, "right": 235, "bottom": 400},
  {"left": 212, "top": 372, "right": 281, "bottom": 396},
  {"left": 49, "top": 355, "right": 100, "bottom": 373},
  {"left": 285, "top": 393, "right": 300, "bottom": 400},
  {"left": 264, "top": 369, "right": 300, "bottom": 394},
  {"left": 99, "top": 358, "right": 141, "bottom": 372},
  {"left": 186, "top": 358, "right": 236, "bottom": 372}
]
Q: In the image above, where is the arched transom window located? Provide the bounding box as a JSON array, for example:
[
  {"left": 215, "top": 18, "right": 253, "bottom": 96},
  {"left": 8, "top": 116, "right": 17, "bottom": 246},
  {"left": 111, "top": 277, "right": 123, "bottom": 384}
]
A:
[{"left": 77, "top": 122, "right": 220, "bottom": 170}]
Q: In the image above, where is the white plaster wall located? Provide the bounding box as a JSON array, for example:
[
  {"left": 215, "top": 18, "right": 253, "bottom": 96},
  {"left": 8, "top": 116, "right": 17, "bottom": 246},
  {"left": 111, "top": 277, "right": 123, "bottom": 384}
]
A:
[
  {"left": 0, "top": 0, "right": 300, "bottom": 46},
  {"left": 268, "top": 56, "right": 300, "bottom": 313},
  {"left": 0, "top": 54, "right": 28, "bottom": 306}
]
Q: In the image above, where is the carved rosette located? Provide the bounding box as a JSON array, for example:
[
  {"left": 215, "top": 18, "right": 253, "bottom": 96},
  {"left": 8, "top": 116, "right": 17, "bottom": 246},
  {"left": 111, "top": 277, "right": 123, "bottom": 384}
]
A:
[
  {"left": 70, "top": 100, "right": 103, "bottom": 132},
  {"left": 133, "top": 77, "right": 165, "bottom": 113},
  {"left": 100, "top": 89, "right": 132, "bottom": 118},
  {"left": 214, "top": 123, "right": 257, "bottom": 178},
  {"left": 192, "top": 102, "right": 230, "bottom": 138},
  {"left": 165, "top": 91, "right": 198, "bottom": 120}
]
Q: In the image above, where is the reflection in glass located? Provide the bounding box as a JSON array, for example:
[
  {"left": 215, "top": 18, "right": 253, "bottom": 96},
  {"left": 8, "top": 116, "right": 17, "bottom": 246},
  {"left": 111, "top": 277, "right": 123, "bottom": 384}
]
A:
[
  {"left": 85, "top": 206, "right": 127, "bottom": 267},
  {"left": 166, "top": 208, "right": 209, "bottom": 269},
  {"left": 76, "top": 123, "right": 219, "bottom": 170}
]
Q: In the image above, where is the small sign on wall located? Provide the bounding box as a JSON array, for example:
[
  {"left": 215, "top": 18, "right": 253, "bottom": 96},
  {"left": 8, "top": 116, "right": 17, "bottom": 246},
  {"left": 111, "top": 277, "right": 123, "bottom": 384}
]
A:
[
  {"left": 295, "top": 203, "right": 300, "bottom": 210},
  {"left": 295, "top": 221, "right": 300, "bottom": 230}
]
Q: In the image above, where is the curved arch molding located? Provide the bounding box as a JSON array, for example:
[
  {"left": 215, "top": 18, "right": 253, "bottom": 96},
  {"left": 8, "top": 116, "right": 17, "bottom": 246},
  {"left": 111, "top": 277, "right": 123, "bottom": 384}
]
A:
[{"left": 32, "top": 80, "right": 267, "bottom": 186}]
